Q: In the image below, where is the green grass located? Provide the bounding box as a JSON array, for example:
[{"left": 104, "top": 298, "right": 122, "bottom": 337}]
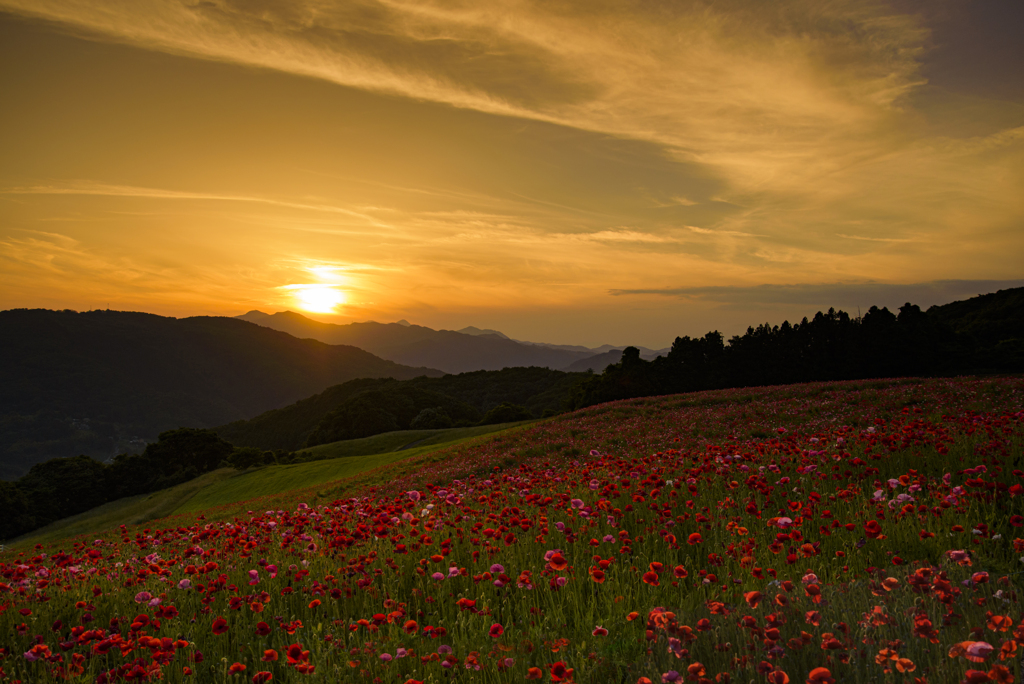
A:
[
  {"left": 5, "top": 421, "right": 534, "bottom": 549},
  {"left": 297, "top": 421, "right": 533, "bottom": 460},
  {"left": 176, "top": 421, "right": 532, "bottom": 512},
  {"left": 9, "top": 468, "right": 239, "bottom": 547}
]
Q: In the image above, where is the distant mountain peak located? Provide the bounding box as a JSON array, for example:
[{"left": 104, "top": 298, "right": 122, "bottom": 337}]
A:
[
  {"left": 457, "top": 325, "right": 510, "bottom": 339},
  {"left": 234, "top": 309, "right": 669, "bottom": 369}
]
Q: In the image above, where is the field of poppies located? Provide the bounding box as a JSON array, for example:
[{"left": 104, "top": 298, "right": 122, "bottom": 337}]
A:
[{"left": 2, "top": 376, "right": 1024, "bottom": 684}]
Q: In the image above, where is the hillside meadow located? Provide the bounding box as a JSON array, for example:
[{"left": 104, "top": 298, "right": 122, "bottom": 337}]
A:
[
  {"left": 9, "top": 422, "right": 534, "bottom": 549},
  {"left": 1, "top": 376, "right": 1023, "bottom": 684}
]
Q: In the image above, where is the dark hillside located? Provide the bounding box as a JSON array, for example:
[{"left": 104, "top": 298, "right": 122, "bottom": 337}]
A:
[
  {"left": 0, "top": 309, "right": 440, "bottom": 479},
  {"left": 928, "top": 286, "right": 1024, "bottom": 371},
  {"left": 237, "top": 310, "right": 597, "bottom": 373},
  {"left": 562, "top": 349, "right": 623, "bottom": 373},
  {"left": 215, "top": 366, "right": 586, "bottom": 451}
]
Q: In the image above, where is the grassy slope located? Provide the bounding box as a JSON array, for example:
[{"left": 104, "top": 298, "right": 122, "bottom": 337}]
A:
[
  {"left": 7, "top": 421, "right": 532, "bottom": 548},
  {"left": 297, "top": 421, "right": 531, "bottom": 460},
  {"left": 10, "top": 468, "right": 239, "bottom": 547},
  {"left": 176, "top": 421, "right": 531, "bottom": 512}
]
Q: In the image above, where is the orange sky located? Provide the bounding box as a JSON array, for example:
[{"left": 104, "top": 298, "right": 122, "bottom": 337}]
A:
[{"left": 1, "top": 1, "right": 1022, "bottom": 347}]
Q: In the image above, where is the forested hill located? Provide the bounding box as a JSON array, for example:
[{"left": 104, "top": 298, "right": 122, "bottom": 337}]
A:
[
  {"left": 215, "top": 367, "right": 586, "bottom": 451},
  {"left": 0, "top": 309, "right": 441, "bottom": 480},
  {"left": 570, "top": 291, "right": 1024, "bottom": 409},
  {"left": 928, "top": 286, "right": 1024, "bottom": 369}
]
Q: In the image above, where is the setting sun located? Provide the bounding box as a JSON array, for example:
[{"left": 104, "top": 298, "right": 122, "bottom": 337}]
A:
[{"left": 289, "top": 285, "right": 346, "bottom": 314}]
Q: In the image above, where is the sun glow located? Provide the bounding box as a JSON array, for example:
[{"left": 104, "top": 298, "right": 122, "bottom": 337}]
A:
[{"left": 287, "top": 284, "right": 346, "bottom": 314}]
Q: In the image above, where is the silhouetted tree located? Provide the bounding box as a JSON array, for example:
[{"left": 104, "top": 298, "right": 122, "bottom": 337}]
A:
[
  {"left": 410, "top": 407, "right": 453, "bottom": 430},
  {"left": 479, "top": 403, "right": 533, "bottom": 425},
  {"left": 142, "top": 428, "right": 234, "bottom": 475},
  {"left": 18, "top": 455, "right": 107, "bottom": 527},
  {"left": 0, "top": 480, "right": 34, "bottom": 539}
]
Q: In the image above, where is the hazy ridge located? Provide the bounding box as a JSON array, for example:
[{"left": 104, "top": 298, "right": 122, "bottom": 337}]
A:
[{"left": 0, "top": 309, "right": 441, "bottom": 479}]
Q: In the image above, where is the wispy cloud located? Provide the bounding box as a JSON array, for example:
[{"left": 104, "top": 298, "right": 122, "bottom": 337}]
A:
[
  {"left": 3, "top": 182, "right": 389, "bottom": 225},
  {"left": 610, "top": 279, "right": 1024, "bottom": 310},
  {"left": 4, "top": 0, "right": 1019, "bottom": 258},
  {"left": 688, "top": 226, "right": 758, "bottom": 237},
  {"left": 837, "top": 233, "right": 914, "bottom": 243},
  {"left": 1, "top": 0, "right": 1022, "bottom": 344}
]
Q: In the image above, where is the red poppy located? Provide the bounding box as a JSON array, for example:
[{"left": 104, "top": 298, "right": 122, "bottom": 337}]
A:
[
  {"left": 252, "top": 674, "right": 272, "bottom": 684},
  {"left": 673, "top": 565, "right": 688, "bottom": 579},
  {"left": 642, "top": 571, "right": 659, "bottom": 586},
  {"left": 989, "top": 665, "right": 1013, "bottom": 684},
  {"left": 549, "top": 554, "right": 568, "bottom": 571},
  {"left": 489, "top": 623, "right": 504, "bottom": 638},
  {"left": 255, "top": 622, "right": 271, "bottom": 636},
  {"left": 806, "top": 667, "right": 834, "bottom": 684},
  {"left": 212, "top": 617, "right": 229, "bottom": 635},
  {"left": 286, "top": 643, "right": 309, "bottom": 665},
  {"left": 895, "top": 659, "right": 915, "bottom": 673},
  {"left": 527, "top": 667, "right": 543, "bottom": 680},
  {"left": 404, "top": 620, "right": 419, "bottom": 634},
  {"left": 261, "top": 650, "right": 278, "bottom": 662},
  {"left": 864, "top": 520, "right": 882, "bottom": 539},
  {"left": 744, "top": 591, "right": 762, "bottom": 608},
  {"left": 551, "top": 661, "right": 574, "bottom": 682},
  {"left": 687, "top": 533, "right": 702, "bottom": 545},
  {"left": 228, "top": 662, "right": 246, "bottom": 675}
]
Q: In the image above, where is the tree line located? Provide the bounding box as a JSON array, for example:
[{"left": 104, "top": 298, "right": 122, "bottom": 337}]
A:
[
  {"left": 4, "top": 292, "right": 1020, "bottom": 540},
  {"left": 0, "top": 428, "right": 291, "bottom": 540},
  {"left": 569, "top": 303, "right": 1019, "bottom": 409},
  {"left": 216, "top": 367, "right": 579, "bottom": 452}
]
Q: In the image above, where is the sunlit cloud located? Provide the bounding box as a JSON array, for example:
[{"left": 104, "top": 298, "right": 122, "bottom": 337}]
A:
[
  {"left": 2, "top": 182, "right": 390, "bottom": 225},
  {"left": 2, "top": 0, "right": 1019, "bottom": 261},
  {"left": 610, "top": 279, "right": 1024, "bottom": 310},
  {"left": 837, "top": 233, "right": 914, "bottom": 243},
  {"left": 0, "top": 1, "right": 1021, "bottom": 346},
  {"left": 0, "top": 229, "right": 281, "bottom": 314}
]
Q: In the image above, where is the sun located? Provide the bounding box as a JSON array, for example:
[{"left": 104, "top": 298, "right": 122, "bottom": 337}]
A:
[{"left": 292, "top": 285, "right": 346, "bottom": 314}]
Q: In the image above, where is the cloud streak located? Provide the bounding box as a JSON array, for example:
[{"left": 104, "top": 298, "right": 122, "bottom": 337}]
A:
[
  {"left": 611, "top": 279, "right": 1024, "bottom": 310},
  {"left": 3, "top": 0, "right": 1020, "bottom": 255},
  {"left": 1, "top": 1, "right": 1022, "bottom": 345},
  {"left": 3, "top": 182, "right": 389, "bottom": 225}
]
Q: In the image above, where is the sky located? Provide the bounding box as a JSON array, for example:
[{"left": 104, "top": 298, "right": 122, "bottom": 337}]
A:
[{"left": 1, "top": 0, "right": 1022, "bottom": 348}]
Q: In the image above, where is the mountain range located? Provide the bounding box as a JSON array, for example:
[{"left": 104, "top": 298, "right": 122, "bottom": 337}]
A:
[
  {"left": 5, "top": 286, "right": 1018, "bottom": 481},
  {"left": 235, "top": 310, "right": 668, "bottom": 374},
  {"left": 0, "top": 309, "right": 439, "bottom": 479}
]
